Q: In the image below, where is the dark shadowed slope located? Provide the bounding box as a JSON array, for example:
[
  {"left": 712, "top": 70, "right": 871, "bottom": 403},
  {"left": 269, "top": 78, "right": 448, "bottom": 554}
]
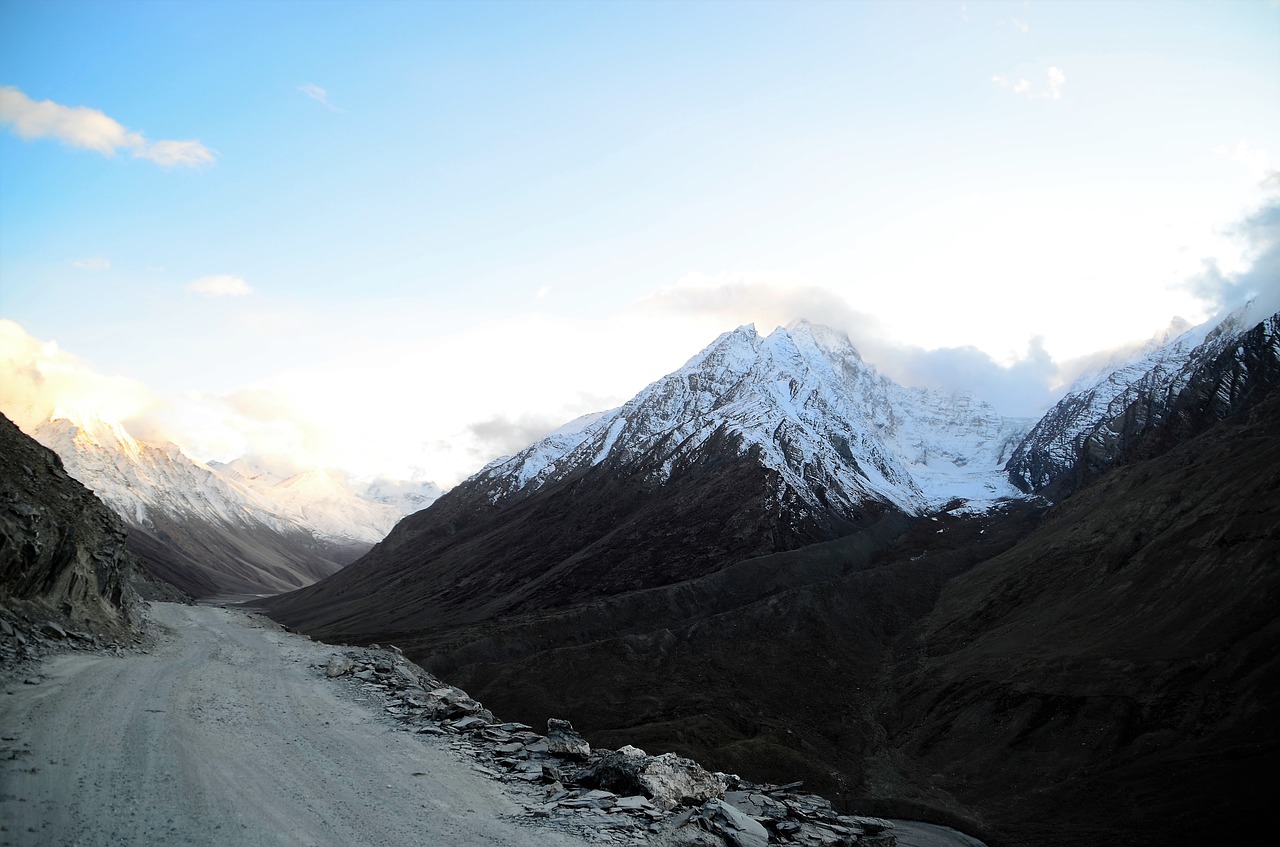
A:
[
  {"left": 259, "top": 316, "right": 1279, "bottom": 847},
  {"left": 882, "top": 389, "right": 1280, "bottom": 846},
  {"left": 259, "top": 430, "right": 875, "bottom": 637}
]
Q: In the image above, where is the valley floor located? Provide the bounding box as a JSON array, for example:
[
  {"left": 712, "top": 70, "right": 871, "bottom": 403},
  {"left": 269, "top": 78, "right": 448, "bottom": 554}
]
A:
[{"left": 0, "top": 602, "right": 593, "bottom": 847}]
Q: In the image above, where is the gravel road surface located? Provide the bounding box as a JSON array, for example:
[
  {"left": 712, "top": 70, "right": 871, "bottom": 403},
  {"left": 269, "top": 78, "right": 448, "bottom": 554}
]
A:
[{"left": 0, "top": 602, "right": 592, "bottom": 847}]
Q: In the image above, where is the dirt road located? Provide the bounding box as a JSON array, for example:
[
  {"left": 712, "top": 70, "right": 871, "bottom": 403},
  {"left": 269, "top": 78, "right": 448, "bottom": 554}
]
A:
[{"left": 0, "top": 603, "right": 591, "bottom": 847}]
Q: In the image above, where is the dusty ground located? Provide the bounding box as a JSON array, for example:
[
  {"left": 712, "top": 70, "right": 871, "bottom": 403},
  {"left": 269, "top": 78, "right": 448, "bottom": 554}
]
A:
[{"left": 0, "top": 602, "right": 595, "bottom": 847}]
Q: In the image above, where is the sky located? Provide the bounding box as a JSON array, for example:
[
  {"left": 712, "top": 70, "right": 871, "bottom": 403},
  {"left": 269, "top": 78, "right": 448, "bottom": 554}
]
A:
[{"left": 1, "top": 0, "right": 1277, "bottom": 488}]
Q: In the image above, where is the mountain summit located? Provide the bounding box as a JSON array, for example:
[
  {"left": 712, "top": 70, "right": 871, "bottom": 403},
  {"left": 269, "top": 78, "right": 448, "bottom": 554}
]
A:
[{"left": 479, "top": 320, "right": 1028, "bottom": 518}]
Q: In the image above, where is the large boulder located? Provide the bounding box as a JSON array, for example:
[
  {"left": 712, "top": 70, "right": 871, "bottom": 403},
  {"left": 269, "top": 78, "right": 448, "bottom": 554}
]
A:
[{"left": 572, "top": 746, "right": 727, "bottom": 811}]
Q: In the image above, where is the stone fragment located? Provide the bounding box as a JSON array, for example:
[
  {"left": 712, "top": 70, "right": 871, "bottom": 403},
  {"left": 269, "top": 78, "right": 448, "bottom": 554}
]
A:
[
  {"left": 845, "top": 815, "right": 894, "bottom": 834},
  {"left": 40, "top": 621, "right": 66, "bottom": 639},
  {"left": 393, "top": 663, "right": 420, "bottom": 686},
  {"left": 699, "top": 798, "right": 769, "bottom": 847},
  {"left": 325, "top": 657, "right": 354, "bottom": 677},
  {"left": 546, "top": 718, "right": 591, "bottom": 759},
  {"left": 723, "top": 790, "right": 788, "bottom": 822},
  {"left": 497, "top": 722, "right": 533, "bottom": 732},
  {"left": 615, "top": 795, "right": 655, "bottom": 811}
]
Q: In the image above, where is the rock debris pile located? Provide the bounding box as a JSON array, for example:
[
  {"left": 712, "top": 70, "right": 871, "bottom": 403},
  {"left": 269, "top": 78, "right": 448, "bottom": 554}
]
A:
[
  {"left": 0, "top": 603, "right": 145, "bottom": 683},
  {"left": 320, "top": 645, "right": 897, "bottom": 846}
]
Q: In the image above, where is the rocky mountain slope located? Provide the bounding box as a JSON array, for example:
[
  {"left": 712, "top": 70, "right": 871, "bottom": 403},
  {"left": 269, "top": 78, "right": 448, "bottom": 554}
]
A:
[
  {"left": 0, "top": 412, "right": 141, "bottom": 637},
  {"left": 28, "top": 415, "right": 437, "bottom": 598},
  {"left": 263, "top": 311, "right": 1279, "bottom": 847},
  {"left": 260, "top": 321, "right": 1029, "bottom": 638},
  {"left": 1006, "top": 302, "right": 1280, "bottom": 498}
]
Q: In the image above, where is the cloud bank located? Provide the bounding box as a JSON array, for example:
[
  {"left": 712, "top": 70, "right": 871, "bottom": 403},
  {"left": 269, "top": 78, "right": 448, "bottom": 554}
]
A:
[
  {"left": 0, "top": 85, "right": 215, "bottom": 167},
  {"left": 1187, "top": 195, "right": 1280, "bottom": 323},
  {"left": 639, "top": 276, "right": 1063, "bottom": 417},
  {"left": 0, "top": 320, "right": 158, "bottom": 433}
]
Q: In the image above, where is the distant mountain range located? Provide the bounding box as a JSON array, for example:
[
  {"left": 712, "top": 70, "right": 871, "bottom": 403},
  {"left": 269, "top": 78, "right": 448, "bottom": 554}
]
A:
[
  {"left": 260, "top": 302, "right": 1280, "bottom": 847},
  {"left": 28, "top": 416, "right": 440, "bottom": 598}
]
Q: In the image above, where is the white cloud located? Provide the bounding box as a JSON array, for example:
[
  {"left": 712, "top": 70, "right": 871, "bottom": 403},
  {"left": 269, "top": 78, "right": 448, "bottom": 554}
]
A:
[
  {"left": 1046, "top": 66, "right": 1066, "bottom": 100},
  {"left": 634, "top": 274, "right": 1072, "bottom": 417},
  {"left": 188, "top": 275, "right": 253, "bottom": 297},
  {"left": 1185, "top": 197, "right": 1280, "bottom": 320},
  {"left": 0, "top": 85, "right": 215, "bottom": 167},
  {"left": 1215, "top": 140, "right": 1273, "bottom": 181},
  {"left": 991, "top": 66, "right": 1066, "bottom": 100},
  {"left": 298, "top": 83, "right": 341, "bottom": 112},
  {"left": 0, "top": 320, "right": 158, "bottom": 432},
  {"left": 71, "top": 256, "right": 111, "bottom": 271},
  {"left": 999, "top": 17, "right": 1030, "bottom": 33},
  {"left": 141, "top": 139, "right": 217, "bottom": 167}
]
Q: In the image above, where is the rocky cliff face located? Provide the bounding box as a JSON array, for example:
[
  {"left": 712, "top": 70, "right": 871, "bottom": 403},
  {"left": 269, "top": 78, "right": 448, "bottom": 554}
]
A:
[
  {"left": 1006, "top": 306, "right": 1280, "bottom": 498},
  {"left": 0, "top": 412, "right": 140, "bottom": 636}
]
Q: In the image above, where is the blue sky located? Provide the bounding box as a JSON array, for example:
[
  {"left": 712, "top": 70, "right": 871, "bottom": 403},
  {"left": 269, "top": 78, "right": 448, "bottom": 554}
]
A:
[{"left": 1, "top": 0, "right": 1277, "bottom": 486}]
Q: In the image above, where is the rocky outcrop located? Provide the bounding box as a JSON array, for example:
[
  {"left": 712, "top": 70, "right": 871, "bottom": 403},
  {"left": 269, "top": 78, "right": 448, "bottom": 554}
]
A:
[
  {"left": 571, "top": 746, "right": 728, "bottom": 811},
  {"left": 0, "top": 412, "right": 141, "bottom": 638}
]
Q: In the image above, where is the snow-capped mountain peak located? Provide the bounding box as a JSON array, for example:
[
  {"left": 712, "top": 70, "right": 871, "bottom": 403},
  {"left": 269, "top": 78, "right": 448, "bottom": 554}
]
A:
[
  {"left": 31, "top": 417, "right": 440, "bottom": 548},
  {"left": 473, "top": 321, "right": 1029, "bottom": 519}
]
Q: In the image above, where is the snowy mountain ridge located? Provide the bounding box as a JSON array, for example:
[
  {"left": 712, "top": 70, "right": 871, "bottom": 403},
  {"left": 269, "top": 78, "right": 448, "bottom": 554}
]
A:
[
  {"left": 1005, "top": 301, "right": 1280, "bottom": 494},
  {"left": 31, "top": 415, "right": 436, "bottom": 547},
  {"left": 473, "top": 320, "right": 1031, "bottom": 518}
]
